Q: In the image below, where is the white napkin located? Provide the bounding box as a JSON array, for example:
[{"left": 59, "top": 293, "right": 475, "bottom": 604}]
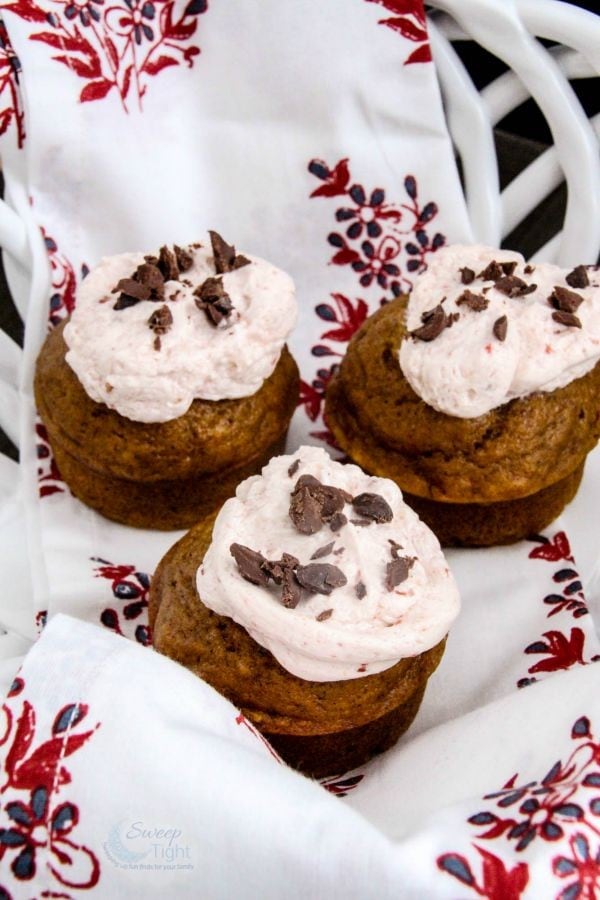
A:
[{"left": 1, "top": 1, "right": 600, "bottom": 896}]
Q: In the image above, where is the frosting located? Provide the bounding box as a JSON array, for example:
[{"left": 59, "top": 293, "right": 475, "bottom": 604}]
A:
[
  {"left": 399, "top": 244, "right": 600, "bottom": 418},
  {"left": 196, "top": 446, "right": 460, "bottom": 682},
  {"left": 63, "top": 238, "right": 297, "bottom": 423}
]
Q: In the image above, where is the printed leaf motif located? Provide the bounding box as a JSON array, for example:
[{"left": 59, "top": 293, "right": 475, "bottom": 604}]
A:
[
  {"left": 526, "top": 629, "right": 586, "bottom": 675},
  {"left": 80, "top": 78, "right": 114, "bottom": 103},
  {"left": 404, "top": 43, "right": 432, "bottom": 64},
  {"left": 309, "top": 158, "right": 351, "bottom": 198}
]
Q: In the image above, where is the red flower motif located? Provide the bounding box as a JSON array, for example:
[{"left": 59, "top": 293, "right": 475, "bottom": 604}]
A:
[
  {"left": 4, "top": 0, "right": 208, "bottom": 111},
  {"left": 553, "top": 833, "right": 600, "bottom": 900},
  {"left": 315, "top": 293, "right": 368, "bottom": 342},
  {"left": 92, "top": 557, "right": 152, "bottom": 646},
  {"left": 525, "top": 628, "right": 587, "bottom": 675},
  {"left": 36, "top": 420, "right": 65, "bottom": 498},
  {"left": 0, "top": 16, "right": 25, "bottom": 146},
  {"left": 528, "top": 531, "right": 574, "bottom": 563},
  {"left": 437, "top": 846, "right": 529, "bottom": 899},
  {"left": 364, "top": 0, "right": 432, "bottom": 66},
  {"left": 0, "top": 693, "right": 100, "bottom": 889},
  {"left": 308, "top": 158, "right": 350, "bottom": 198},
  {"left": 321, "top": 772, "right": 364, "bottom": 798},
  {"left": 298, "top": 366, "right": 339, "bottom": 422}
]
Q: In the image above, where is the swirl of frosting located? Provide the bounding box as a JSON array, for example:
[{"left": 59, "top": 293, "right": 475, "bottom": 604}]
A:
[
  {"left": 399, "top": 244, "right": 600, "bottom": 419},
  {"left": 196, "top": 446, "right": 460, "bottom": 682},
  {"left": 63, "top": 238, "right": 297, "bottom": 423}
]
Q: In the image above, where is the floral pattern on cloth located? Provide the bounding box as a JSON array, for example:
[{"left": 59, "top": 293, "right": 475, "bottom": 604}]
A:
[
  {"left": 363, "top": 0, "right": 431, "bottom": 66},
  {"left": 437, "top": 715, "right": 600, "bottom": 900},
  {"left": 518, "top": 532, "right": 600, "bottom": 690},
  {"left": 92, "top": 558, "right": 151, "bottom": 646},
  {"left": 1, "top": 0, "right": 209, "bottom": 109},
  {"left": 0, "top": 14, "right": 25, "bottom": 145},
  {"left": 0, "top": 675, "right": 101, "bottom": 893},
  {"left": 301, "top": 156, "right": 446, "bottom": 449}
]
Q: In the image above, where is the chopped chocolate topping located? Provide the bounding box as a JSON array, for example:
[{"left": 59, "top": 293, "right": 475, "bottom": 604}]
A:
[
  {"left": 288, "top": 459, "right": 300, "bottom": 478},
  {"left": 147, "top": 304, "right": 173, "bottom": 336},
  {"left": 113, "top": 277, "right": 151, "bottom": 301},
  {"left": 329, "top": 513, "right": 347, "bottom": 532},
  {"left": 230, "top": 543, "right": 270, "bottom": 586},
  {"left": 352, "top": 493, "right": 393, "bottom": 523},
  {"left": 565, "top": 265, "right": 589, "bottom": 289},
  {"left": 524, "top": 264, "right": 535, "bottom": 274},
  {"left": 289, "top": 475, "right": 348, "bottom": 534},
  {"left": 459, "top": 266, "right": 475, "bottom": 285},
  {"left": 333, "top": 546, "right": 345, "bottom": 556},
  {"left": 310, "top": 541, "right": 335, "bottom": 560},
  {"left": 355, "top": 581, "right": 367, "bottom": 599},
  {"left": 316, "top": 609, "right": 333, "bottom": 622},
  {"left": 410, "top": 304, "right": 447, "bottom": 342},
  {"left": 113, "top": 293, "right": 142, "bottom": 311},
  {"left": 153, "top": 336, "right": 161, "bottom": 352},
  {"left": 456, "top": 290, "right": 488, "bottom": 312},
  {"left": 350, "top": 518, "right": 371, "bottom": 527},
  {"left": 174, "top": 244, "right": 194, "bottom": 272},
  {"left": 194, "top": 276, "right": 234, "bottom": 326},
  {"left": 281, "top": 567, "right": 302, "bottom": 608},
  {"left": 446, "top": 312, "right": 460, "bottom": 328},
  {"left": 386, "top": 555, "right": 415, "bottom": 591},
  {"left": 493, "top": 316, "right": 508, "bottom": 342},
  {"left": 295, "top": 563, "right": 347, "bottom": 596},
  {"left": 479, "top": 260, "right": 503, "bottom": 282},
  {"left": 388, "top": 539, "right": 404, "bottom": 558},
  {"left": 552, "top": 310, "right": 582, "bottom": 329},
  {"left": 134, "top": 262, "right": 165, "bottom": 300},
  {"left": 549, "top": 285, "right": 584, "bottom": 314},
  {"left": 494, "top": 275, "right": 530, "bottom": 297},
  {"left": 501, "top": 261, "right": 518, "bottom": 275},
  {"left": 209, "top": 230, "right": 251, "bottom": 274},
  {"left": 157, "top": 245, "right": 179, "bottom": 281},
  {"left": 262, "top": 553, "right": 302, "bottom": 608}
]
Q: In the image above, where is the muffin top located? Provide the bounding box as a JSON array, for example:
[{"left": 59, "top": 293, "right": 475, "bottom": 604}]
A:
[
  {"left": 196, "top": 446, "right": 460, "bottom": 682},
  {"left": 399, "top": 244, "right": 600, "bottom": 418},
  {"left": 63, "top": 232, "right": 297, "bottom": 423}
]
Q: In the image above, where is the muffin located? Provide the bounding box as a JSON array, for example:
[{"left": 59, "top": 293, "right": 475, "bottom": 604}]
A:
[
  {"left": 150, "top": 446, "right": 460, "bottom": 778},
  {"left": 34, "top": 232, "right": 300, "bottom": 529},
  {"left": 325, "top": 245, "right": 600, "bottom": 546}
]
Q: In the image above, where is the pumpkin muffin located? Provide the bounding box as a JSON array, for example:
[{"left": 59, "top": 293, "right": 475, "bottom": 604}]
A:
[
  {"left": 150, "top": 446, "right": 460, "bottom": 778},
  {"left": 34, "top": 233, "right": 300, "bottom": 529},
  {"left": 325, "top": 245, "right": 600, "bottom": 546}
]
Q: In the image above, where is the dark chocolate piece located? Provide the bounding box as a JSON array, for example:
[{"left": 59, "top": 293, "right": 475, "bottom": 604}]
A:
[
  {"left": 459, "top": 266, "right": 475, "bottom": 284},
  {"left": 288, "top": 459, "right": 300, "bottom": 478},
  {"left": 147, "top": 304, "right": 173, "bottom": 335},
  {"left": 386, "top": 556, "right": 415, "bottom": 591},
  {"left": 230, "top": 543, "right": 270, "bottom": 586},
  {"left": 549, "top": 285, "right": 584, "bottom": 314},
  {"left": 157, "top": 245, "right": 179, "bottom": 281},
  {"left": 351, "top": 493, "right": 393, "bottom": 523},
  {"left": 494, "top": 275, "right": 530, "bottom": 297},
  {"left": 316, "top": 609, "right": 333, "bottom": 622},
  {"left": 329, "top": 512, "right": 347, "bottom": 533},
  {"left": 409, "top": 304, "right": 447, "bottom": 342},
  {"left": 355, "top": 581, "right": 367, "bottom": 599},
  {"left": 552, "top": 310, "right": 582, "bottom": 329},
  {"left": 174, "top": 244, "right": 194, "bottom": 272},
  {"left": 295, "top": 563, "right": 347, "bottom": 596},
  {"left": 565, "top": 265, "right": 589, "bottom": 289},
  {"left": 456, "top": 290, "right": 488, "bottom": 312},
  {"left": 194, "top": 276, "right": 234, "bottom": 326},
  {"left": 289, "top": 475, "right": 348, "bottom": 535},
  {"left": 493, "top": 316, "right": 508, "bottom": 342},
  {"left": 479, "top": 260, "right": 503, "bottom": 282},
  {"left": 310, "top": 541, "right": 335, "bottom": 560},
  {"left": 209, "top": 230, "right": 251, "bottom": 274},
  {"left": 134, "top": 262, "right": 165, "bottom": 300}
]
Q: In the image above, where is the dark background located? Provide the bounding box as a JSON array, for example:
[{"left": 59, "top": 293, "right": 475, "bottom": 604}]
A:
[{"left": 1, "top": 0, "right": 598, "bottom": 461}]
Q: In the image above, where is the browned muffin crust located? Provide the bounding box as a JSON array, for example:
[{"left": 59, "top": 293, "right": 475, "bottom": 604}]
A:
[
  {"left": 34, "top": 320, "right": 299, "bottom": 529},
  {"left": 325, "top": 296, "right": 600, "bottom": 505},
  {"left": 150, "top": 521, "right": 445, "bottom": 777}
]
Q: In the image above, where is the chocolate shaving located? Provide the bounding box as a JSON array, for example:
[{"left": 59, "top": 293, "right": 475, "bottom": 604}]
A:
[
  {"left": 174, "top": 244, "right": 194, "bottom": 272},
  {"left": 549, "top": 285, "right": 584, "bottom": 314},
  {"left": 388, "top": 539, "right": 403, "bottom": 558},
  {"left": 410, "top": 304, "right": 446, "bottom": 342},
  {"left": 565, "top": 265, "right": 589, "bottom": 289},
  {"left": 350, "top": 518, "right": 371, "bottom": 527},
  {"left": 446, "top": 312, "right": 460, "bottom": 328},
  {"left": 134, "top": 262, "right": 165, "bottom": 300},
  {"left": 230, "top": 544, "right": 270, "bottom": 586},
  {"left": 316, "top": 609, "right": 333, "bottom": 622},
  {"left": 289, "top": 474, "right": 348, "bottom": 535},
  {"left": 459, "top": 266, "right": 475, "bottom": 285},
  {"left": 288, "top": 459, "right": 300, "bottom": 478},
  {"left": 310, "top": 541, "right": 335, "bottom": 560},
  {"left": 262, "top": 553, "right": 302, "bottom": 608},
  {"left": 501, "top": 261, "right": 518, "bottom": 275},
  {"left": 194, "top": 276, "right": 234, "bottom": 326},
  {"left": 113, "top": 293, "right": 142, "bottom": 311},
  {"left": 295, "top": 563, "right": 347, "bottom": 596},
  {"left": 209, "top": 230, "right": 251, "bottom": 274},
  {"left": 493, "top": 316, "right": 508, "bottom": 342},
  {"left": 355, "top": 581, "right": 367, "bottom": 599},
  {"left": 524, "top": 264, "right": 535, "bottom": 274},
  {"left": 153, "top": 336, "right": 161, "bottom": 351},
  {"left": 113, "top": 278, "right": 151, "bottom": 301},
  {"left": 352, "top": 493, "right": 393, "bottom": 523},
  {"left": 552, "top": 310, "right": 582, "bottom": 329},
  {"left": 147, "top": 304, "right": 173, "bottom": 335},
  {"left": 479, "top": 260, "right": 504, "bottom": 281},
  {"left": 386, "top": 556, "right": 415, "bottom": 591},
  {"left": 157, "top": 245, "right": 179, "bottom": 281},
  {"left": 494, "top": 275, "right": 531, "bottom": 297},
  {"left": 456, "top": 290, "right": 488, "bottom": 312},
  {"left": 329, "top": 513, "right": 347, "bottom": 533}
]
